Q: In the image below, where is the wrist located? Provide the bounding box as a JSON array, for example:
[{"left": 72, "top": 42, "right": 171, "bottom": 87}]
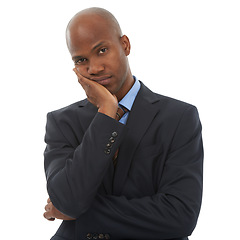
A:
[{"left": 98, "top": 103, "right": 118, "bottom": 119}]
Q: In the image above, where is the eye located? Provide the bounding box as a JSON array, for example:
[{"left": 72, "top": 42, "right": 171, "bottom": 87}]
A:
[
  {"left": 75, "top": 58, "right": 87, "bottom": 65},
  {"left": 99, "top": 47, "right": 108, "bottom": 54}
]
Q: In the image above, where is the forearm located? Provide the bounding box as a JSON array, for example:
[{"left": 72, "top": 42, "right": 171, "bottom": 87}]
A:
[
  {"left": 76, "top": 155, "right": 202, "bottom": 239},
  {"left": 76, "top": 191, "right": 201, "bottom": 239}
]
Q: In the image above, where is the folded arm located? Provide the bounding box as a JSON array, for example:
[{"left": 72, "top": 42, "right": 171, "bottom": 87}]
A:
[{"left": 44, "top": 111, "right": 127, "bottom": 218}]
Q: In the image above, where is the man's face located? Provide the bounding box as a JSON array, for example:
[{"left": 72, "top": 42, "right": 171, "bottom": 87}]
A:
[{"left": 67, "top": 16, "right": 131, "bottom": 98}]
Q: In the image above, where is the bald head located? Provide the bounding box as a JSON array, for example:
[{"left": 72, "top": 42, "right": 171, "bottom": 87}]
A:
[
  {"left": 65, "top": 8, "right": 133, "bottom": 100},
  {"left": 66, "top": 7, "right": 122, "bottom": 50}
]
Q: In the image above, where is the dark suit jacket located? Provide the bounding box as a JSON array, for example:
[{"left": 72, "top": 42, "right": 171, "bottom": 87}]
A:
[{"left": 44, "top": 82, "right": 203, "bottom": 240}]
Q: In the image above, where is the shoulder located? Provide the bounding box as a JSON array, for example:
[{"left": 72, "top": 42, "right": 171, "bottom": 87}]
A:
[
  {"left": 140, "top": 81, "right": 197, "bottom": 113},
  {"left": 45, "top": 99, "right": 91, "bottom": 128},
  {"left": 140, "top": 82, "right": 202, "bottom": 142},
  {"left": 157, "top": 94, "right": 199, "bottom": 129},
  {"left": 139, "top": 82, "right": 200, "bottom": 129},
  {"left": 48, "top": 99, "right": 88, "bottom": 118},
  {"left": 155, "top": 92, "right": 197, "bottom": 114}
]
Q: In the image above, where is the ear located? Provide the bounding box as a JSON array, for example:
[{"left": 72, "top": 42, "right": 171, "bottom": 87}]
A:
[{"left": 120, "top": 35, "right": 131, "bottom": 56}]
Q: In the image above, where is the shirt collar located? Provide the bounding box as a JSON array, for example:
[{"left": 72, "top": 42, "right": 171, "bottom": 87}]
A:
[{"left": 119, "top": 76, "right": 141, "bottom": 111}]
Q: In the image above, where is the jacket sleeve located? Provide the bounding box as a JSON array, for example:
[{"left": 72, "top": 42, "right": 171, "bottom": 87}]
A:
[
  {"left": 44, "top": 112, "right": 127, "bottom": 218},
  {"left": 75, "top": 106, "right": 203, "bottom": 239}
]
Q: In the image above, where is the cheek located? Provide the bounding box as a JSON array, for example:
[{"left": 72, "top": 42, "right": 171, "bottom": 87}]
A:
[
  {"left": 113, "top": 53, "right": 128, "bottom": 74},
  {"left": 117, "top": 59, "right": 129, "bottom": 81},
  {"left": 106, "top": 49, "right": 129, "bottom": 81},
  {"left": 75, "top": 65, "right": 83, "bottom": 73}
]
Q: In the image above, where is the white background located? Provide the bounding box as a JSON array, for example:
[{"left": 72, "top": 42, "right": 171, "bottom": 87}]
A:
[{"left": 0, "top": 0, "right": 239, "bottom": 239}]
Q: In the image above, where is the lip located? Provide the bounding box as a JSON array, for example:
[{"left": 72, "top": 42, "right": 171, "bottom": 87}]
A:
[{"left": 91, "top": 76, "right": 112, "bottom": 85}]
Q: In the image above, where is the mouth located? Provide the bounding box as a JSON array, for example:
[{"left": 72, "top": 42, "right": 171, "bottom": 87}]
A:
[{"left": 90, "top": 76, "right": 112, "bottom": 85}]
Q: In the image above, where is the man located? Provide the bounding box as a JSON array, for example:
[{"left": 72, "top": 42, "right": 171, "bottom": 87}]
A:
[{"left": 43, "top": 7, "right": 203, "bottom": 240}]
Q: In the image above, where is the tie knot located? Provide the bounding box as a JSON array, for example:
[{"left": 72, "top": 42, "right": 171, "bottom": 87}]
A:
[{"left": 115, "top": 105, "right": 128, "bottom": 120}]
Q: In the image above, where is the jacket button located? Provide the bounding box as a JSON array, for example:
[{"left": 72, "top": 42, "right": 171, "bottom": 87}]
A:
[
  {"left": 105, "top": 234, "right": 110, "bottom": 239},
  {"left": 104, "top": 148, "right": 111, "bottom": 154},
  {"left": 112, "top": 131, "right": 118, "bottom": 137},
  {"left": 109, "top": 137, "right": 115, "bottom": 143},
  {"left": 86, "top": 233, "right": 92, "bottom": 239},
  {"left": 106, "top": 143, "right": 112, "bottom": 148},
  {"left": 98, "top": 233, "right": 104, "bottom": 239}
]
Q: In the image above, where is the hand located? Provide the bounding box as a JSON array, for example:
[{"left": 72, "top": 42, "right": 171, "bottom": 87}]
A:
[
  {"left": 43, "top": 198, "right": 76, "bottom": 221},
  {"left": 73, "top": 68, "right": 118, "bottom": 118}
]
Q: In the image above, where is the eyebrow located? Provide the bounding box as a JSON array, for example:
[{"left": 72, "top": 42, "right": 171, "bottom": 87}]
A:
[
  {"left": 92, "top": 41, "right": 105, "bottom": 51},
  {"left": 72, "top": 55, "right": 83, "bottom": 62},
  {"left": 72, "top": 41, "right": 106, "bottom": 62}
]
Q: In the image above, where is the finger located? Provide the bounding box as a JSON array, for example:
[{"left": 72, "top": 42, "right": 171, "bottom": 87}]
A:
[
  {"left": 44, "top": 202, "right": 52, "bottom": 212},
  {"left": 78, "top": 77, "right": 90, "bottom": 89},
  {"left": 73, "top": 68, "right": 91, "bottom": 86},
  {"left": 47, "top": 198, "right": 51, "bottom": 203},
  {"left": 73, "top": 68, "right": 80, "bottom": 78},
  {"left": 73, "top": 68, "right": 84, "bottom": 82},
  {"left": 112, "top": 94, "right": 118, "bottom": 102},
  {"left": 43, "top": 209, "right": 52, "bottom": 219},
  {"left": 43, "top": 212, "right": 55, "bottom": 221}
]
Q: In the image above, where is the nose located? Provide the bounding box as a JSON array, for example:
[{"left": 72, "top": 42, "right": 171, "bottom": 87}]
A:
[{"left": 87, "top": 59, "right": 104, "bottom": 75}]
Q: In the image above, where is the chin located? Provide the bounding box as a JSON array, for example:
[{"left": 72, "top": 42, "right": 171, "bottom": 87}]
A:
[{"left": 105, "top": 84, "right": 118, "bottom": 95}]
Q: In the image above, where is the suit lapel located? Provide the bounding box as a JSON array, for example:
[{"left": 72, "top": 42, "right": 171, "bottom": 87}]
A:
[{"left": 113, "top": 83, "right": 160, "bottom": 195}]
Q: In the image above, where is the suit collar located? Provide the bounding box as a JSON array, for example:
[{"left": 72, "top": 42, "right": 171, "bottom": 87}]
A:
[{"left": 137, "top": 81, "right": 161, "bottom": 104}]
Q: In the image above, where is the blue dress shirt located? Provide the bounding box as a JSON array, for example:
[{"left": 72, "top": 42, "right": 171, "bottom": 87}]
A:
[{"left": 118, "top": 76, "right": 141, "bottom": 125}]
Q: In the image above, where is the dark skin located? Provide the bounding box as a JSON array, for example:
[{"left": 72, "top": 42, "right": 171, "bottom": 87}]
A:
[{"left": 44, "top": 8, "right": 134, "bottom": 221}]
